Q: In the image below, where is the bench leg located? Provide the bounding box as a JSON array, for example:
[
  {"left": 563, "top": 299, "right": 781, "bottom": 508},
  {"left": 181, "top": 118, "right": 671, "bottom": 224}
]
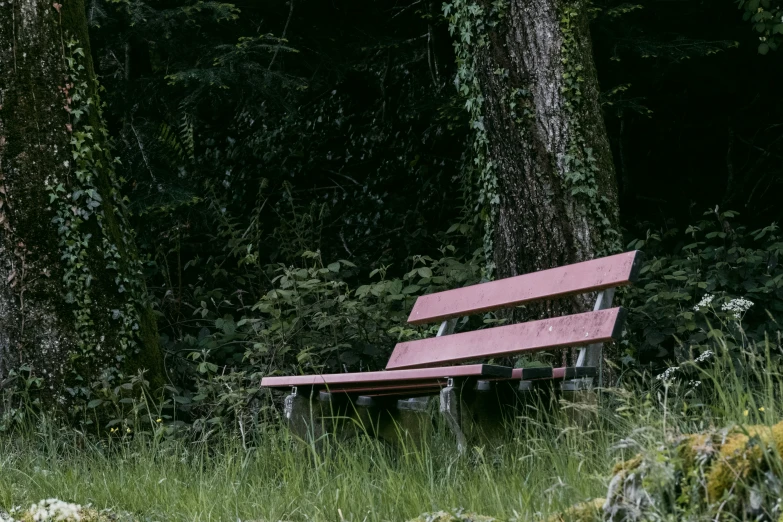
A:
[
  {"left": 439, "top": 385, "right": 467, "bottom": 454},
  {"left": 284, "top": 389, "right": 324, "bottom": 444}
]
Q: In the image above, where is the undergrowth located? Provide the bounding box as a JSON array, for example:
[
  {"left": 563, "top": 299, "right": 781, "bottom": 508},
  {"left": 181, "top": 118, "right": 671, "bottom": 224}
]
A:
[{"left": 1, "top": 330, "right": 783, "bottom": 521}]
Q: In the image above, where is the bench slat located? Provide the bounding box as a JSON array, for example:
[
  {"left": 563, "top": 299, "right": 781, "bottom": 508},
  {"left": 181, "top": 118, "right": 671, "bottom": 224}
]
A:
[
  {"left": 407, "top": 251, "right": 642, "bottom": 325},
  {"left": 260, "top": 363, "right": 511, "bottom": 388},
  {"left": 322, "top": 383, "right": 445, "bottom": 395},
  {"left": 386, "top": 307, "right": 625, "bottom": 370}
]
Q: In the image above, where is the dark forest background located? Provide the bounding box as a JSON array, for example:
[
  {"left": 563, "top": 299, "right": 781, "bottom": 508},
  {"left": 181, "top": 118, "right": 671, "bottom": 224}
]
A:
[{"left": 79, "top": 0, "right": 782, "bottom": 408}]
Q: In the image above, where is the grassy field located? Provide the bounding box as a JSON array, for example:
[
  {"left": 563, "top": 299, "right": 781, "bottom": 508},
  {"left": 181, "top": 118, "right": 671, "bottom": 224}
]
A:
[
  {"left": 0, "top": 408, "right": 616, "bottom": 521},
  {"left": 0, "top": 343, "right": 780, "bottom": 521}
]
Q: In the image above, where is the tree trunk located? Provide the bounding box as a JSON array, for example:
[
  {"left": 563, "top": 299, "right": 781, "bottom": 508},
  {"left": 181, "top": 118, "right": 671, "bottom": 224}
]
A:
[
  {"left": 0, "top": 0, "right": 163, "bottom": 408},
  {"left": 448, "top": 0, "right": 621, "bottom": 314}
]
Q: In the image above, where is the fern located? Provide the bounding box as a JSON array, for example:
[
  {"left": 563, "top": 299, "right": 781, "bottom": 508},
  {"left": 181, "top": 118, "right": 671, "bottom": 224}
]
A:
[{"left": 158, "top": 114, "right": 194, "bottom": 165}]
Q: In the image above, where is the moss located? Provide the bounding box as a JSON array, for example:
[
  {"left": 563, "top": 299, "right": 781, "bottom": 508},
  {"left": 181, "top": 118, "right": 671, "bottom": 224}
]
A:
[
  {"left": 705, "top": 421, "right": 783, "bottom": 502},
  {"left": 127, "top": 303, "right": 164, "bottom": 391},
  {"left": 676, "top": 432, "right": 712, "bottom": 472},
  {"left": 547, "top": 498, "right": 604, "bottom": 522},
  {"left": 611, "top": 454, "right": 642, "bottom": 475},
  {"left": 551, "top": 421, "right": 783, "bottom": 521}
]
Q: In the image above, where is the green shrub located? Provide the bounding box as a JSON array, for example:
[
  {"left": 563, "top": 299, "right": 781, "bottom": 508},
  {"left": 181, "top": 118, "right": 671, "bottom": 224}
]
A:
[{"left": 623, "top": 208, "right": 783, "bottom": 370}]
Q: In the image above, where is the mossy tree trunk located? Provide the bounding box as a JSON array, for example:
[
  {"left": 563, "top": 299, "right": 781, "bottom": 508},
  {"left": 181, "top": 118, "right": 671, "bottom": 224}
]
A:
[
  {"left": 0, "top": 0, "right": 163, "bottom": 408},
  {"left": 447, "top": 0, "right": 622, "bottom": 371},
  {"left": 486, "top": 0, "right": 620, "bottom": 280},
  {"left": 450, "top": 0, "right": 621, "bottom": 314}
]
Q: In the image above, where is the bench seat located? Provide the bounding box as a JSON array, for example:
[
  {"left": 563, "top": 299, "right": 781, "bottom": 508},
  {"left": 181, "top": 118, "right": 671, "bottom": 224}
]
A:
[
  {"left": 259, "top": 364, "right": 597, "bottom": 397},
  {"left": 260, "top": 364, "right": 512, "bottom": 395}
]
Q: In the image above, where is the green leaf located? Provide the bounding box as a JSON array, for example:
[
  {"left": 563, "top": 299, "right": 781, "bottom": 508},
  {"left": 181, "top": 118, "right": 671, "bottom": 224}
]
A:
[
  {"left": 87, "top": 399, "right": 103, "bottom": 408},
  {"left": 759, "top": 42, "right": 770, "bottom": 55},
  {"left": 417, "top": 267, "right": 433, "bottom": 278},
  {"left": 328, "top": 262, "right": 341, "bottom": 273}
]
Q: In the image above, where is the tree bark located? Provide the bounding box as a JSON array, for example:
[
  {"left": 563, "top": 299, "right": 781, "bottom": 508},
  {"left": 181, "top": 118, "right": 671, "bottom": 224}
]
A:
[
  {"left": 473, "top": 0, "right": 622, "bottom": 315},
  {"left": 0, "top": 0, "right": 163, "bottom": 407}
]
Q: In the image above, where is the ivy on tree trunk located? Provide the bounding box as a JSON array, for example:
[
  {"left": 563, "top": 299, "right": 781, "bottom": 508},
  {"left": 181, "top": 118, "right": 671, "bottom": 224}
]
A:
[
  {"left": 446, "top": 0, "right": 622, "bottom": 369},
  {"left": 0, "top": 0, "right": 163, "bottom": 409},
  {"left": 448, "top": 0, "right": 621, "bottom": 294}
]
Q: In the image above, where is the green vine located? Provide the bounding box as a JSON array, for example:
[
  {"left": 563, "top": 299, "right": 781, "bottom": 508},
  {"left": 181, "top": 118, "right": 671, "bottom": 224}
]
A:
[
  {"left": 443, "top": 0, "right": 507, "bottom": 278},
  {"left": 47, "top": 37, "right": 150, "bottom": 397},
  {"left": 445, "top": 0, "right": 620, "bottom": 273},
  {"left": 558, "top": 2, "right": 622, "bottom": 255}
]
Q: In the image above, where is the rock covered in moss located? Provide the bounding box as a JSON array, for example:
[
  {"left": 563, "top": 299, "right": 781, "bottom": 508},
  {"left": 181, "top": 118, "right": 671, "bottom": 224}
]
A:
[
  {"left": 547, "top": 498, "right": 604, "bottom": 522},
  {"left": 554, "top": 420, "right": 783, "bottom": 521}
]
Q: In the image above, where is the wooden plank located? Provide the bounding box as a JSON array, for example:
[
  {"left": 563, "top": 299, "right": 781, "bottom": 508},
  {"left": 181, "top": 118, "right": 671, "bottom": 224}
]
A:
[
  {"left": 260, "top": 363, "right": 511, "bottom": 388},
  {"left": 407, "top": 251, "right": 643, "bottom": 325},
  {"left": 386, "top": 308, "right": 625, "bottom": 370},
  {"left": 348, "top": 387, "right": 442, "bottom": 398},
  {"left": 323, "top": 383, "right": 446, "bottom": 395}
]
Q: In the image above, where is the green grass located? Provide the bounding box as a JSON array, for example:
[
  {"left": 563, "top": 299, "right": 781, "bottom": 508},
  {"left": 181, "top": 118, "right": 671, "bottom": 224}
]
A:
[
  {"left": 0, "top": 400, "right": 622, "bottom": 521},
  {"left": 1, "top": 340, "right": 782, "bottom": 521}
]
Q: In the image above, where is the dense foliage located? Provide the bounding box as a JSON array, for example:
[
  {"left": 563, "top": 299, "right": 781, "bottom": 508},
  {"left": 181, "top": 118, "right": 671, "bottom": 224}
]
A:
[{"left": 4, "top": 0, "right": 779, "bottom": 431}]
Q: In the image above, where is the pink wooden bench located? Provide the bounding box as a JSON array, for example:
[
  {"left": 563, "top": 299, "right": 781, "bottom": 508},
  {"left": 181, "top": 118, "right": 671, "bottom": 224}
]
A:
[{"left": 261, "top": 250, "right": 643, "bottom": 448}]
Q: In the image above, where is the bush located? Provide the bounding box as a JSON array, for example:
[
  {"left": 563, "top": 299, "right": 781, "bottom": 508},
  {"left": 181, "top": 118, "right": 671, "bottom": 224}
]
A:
[{"left": 622, "top": 208, "right": 783, "bottom": 371}]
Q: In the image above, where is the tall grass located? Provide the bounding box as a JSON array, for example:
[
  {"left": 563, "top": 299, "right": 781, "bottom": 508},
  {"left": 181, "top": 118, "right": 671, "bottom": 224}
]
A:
[
  {"left": 1, "top": 336, "right": 782, "bottom": 521},
  {"left": 0, "top": 409, "right": 615, "bottom": 521}
]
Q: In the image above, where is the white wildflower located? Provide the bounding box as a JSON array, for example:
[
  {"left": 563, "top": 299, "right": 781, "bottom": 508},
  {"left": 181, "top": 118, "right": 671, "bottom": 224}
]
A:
[
  {"left": 695, "top": 350, "right": 714, "bottom": 363},
  {"left": 28, "top": 499, "right": 82, "bottom": 521},
  {"left": 656, "top": 366, "right": 679, "bottom": 382},
  {"left": 693, "top": 293, "right": 715, "bottom": 311},
  {"left": 721, "top": 297, "right": 754, "bottom": 319},
  {"left": 688, "top": 380, "right": 702, "bottom": 388}
]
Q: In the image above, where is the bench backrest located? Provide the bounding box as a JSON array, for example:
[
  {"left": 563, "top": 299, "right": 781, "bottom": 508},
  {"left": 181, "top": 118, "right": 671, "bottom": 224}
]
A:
[{"left": 385, "top": 251, "right": 643, "bottom": 371}]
